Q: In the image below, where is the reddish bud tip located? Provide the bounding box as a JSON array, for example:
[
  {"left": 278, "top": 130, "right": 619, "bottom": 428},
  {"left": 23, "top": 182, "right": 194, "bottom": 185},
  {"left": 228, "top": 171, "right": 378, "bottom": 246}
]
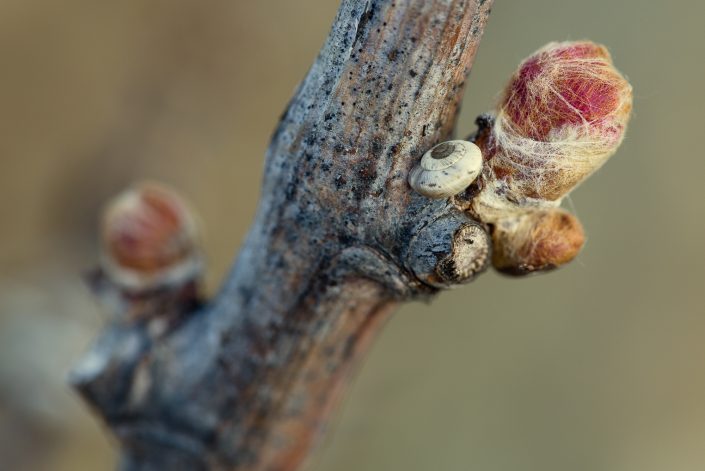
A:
[
  {"left": 101, "top": 182, "right": 201, "bottom": 290},
  {"left": 502, "top": 41, "right": 629, "bottom": 142}
]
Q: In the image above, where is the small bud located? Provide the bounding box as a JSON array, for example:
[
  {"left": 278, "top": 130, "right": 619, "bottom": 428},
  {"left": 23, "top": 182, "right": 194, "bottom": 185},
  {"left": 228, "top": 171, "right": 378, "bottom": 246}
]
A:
[
  {"left": 101, "top": 182, "right": 202, "bottom": 291},
  {"left": 472, "top": 41, "right": 632, "bottom": 220},
  {"left": 491, "top": 208, "right": 585, "bottom": 275}
]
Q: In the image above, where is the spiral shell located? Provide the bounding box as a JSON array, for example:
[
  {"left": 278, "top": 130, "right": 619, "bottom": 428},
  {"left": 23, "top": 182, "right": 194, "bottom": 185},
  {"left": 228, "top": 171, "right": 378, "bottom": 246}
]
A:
[{"left": 408, "top": 140, "right": 482, "bottom": 199}]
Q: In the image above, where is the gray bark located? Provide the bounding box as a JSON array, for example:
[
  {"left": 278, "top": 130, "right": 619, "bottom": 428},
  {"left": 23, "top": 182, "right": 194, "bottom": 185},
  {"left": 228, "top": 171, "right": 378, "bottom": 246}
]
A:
[{"left": 71, "top": 1, "right": 495, "bottom": 470}]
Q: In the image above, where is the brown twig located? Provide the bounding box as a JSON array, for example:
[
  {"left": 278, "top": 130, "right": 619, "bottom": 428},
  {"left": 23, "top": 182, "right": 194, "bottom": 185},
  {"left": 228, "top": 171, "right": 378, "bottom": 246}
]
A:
[{"left": 71, "top": 1, "right": 495, "bottom": 470}]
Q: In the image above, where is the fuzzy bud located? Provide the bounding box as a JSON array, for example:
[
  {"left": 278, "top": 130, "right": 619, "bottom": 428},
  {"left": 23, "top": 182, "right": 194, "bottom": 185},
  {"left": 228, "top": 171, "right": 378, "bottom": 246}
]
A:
[
  {"left": 491, "top": 208, "right": 585, "bottom": 275},
  {"left": 100, "top": 182, "right": 202, "bottom": 291},
  {"left": 473, "top": 41, "right": 632, "bottom": 220}
]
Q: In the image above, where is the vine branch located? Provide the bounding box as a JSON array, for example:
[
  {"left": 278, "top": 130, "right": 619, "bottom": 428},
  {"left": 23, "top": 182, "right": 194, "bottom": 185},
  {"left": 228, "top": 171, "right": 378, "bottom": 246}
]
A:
[{"left": 72, "top": 1, "right": 495, "bottom": 470}]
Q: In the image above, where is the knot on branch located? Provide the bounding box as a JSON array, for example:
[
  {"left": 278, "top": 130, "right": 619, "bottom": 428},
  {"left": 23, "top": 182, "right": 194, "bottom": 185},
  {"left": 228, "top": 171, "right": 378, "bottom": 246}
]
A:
[{"left": 406, "top": 210, "right": 490, "bottom": 289}]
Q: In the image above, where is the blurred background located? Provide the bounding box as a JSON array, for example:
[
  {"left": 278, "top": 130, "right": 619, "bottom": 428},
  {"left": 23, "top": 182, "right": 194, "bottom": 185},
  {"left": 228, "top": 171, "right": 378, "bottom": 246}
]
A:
[{"left": 1, "top": 0, "right": 703, "bottom": 470}]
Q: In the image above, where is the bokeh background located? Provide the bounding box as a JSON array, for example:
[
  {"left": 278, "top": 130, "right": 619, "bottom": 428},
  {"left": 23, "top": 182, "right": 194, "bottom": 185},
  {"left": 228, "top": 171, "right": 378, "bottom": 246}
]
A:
[{"left": 1, "top": 1, "right": 703, "bottom": 470}]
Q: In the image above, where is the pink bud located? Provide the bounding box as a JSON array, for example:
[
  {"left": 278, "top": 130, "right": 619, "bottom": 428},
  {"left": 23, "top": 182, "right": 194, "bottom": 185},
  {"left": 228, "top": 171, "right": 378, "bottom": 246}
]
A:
[
  {"left": 478, "top": 41, "right": 632, "bottom": 207},
  {"left": 101, "top": 182, "right": 201, "bottom": 290}
]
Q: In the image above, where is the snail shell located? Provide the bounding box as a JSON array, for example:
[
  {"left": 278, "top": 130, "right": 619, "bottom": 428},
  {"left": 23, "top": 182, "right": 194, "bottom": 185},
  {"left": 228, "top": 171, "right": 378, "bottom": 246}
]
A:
[{"left": 408, "top": 140, "right": 482, "bottom": 199}]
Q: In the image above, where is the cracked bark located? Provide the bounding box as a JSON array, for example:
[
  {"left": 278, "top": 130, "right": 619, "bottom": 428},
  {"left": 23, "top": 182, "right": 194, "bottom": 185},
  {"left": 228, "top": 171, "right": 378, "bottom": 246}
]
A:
[{"left": 71, "top": 1, "right": 495, "bottom": 470}]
